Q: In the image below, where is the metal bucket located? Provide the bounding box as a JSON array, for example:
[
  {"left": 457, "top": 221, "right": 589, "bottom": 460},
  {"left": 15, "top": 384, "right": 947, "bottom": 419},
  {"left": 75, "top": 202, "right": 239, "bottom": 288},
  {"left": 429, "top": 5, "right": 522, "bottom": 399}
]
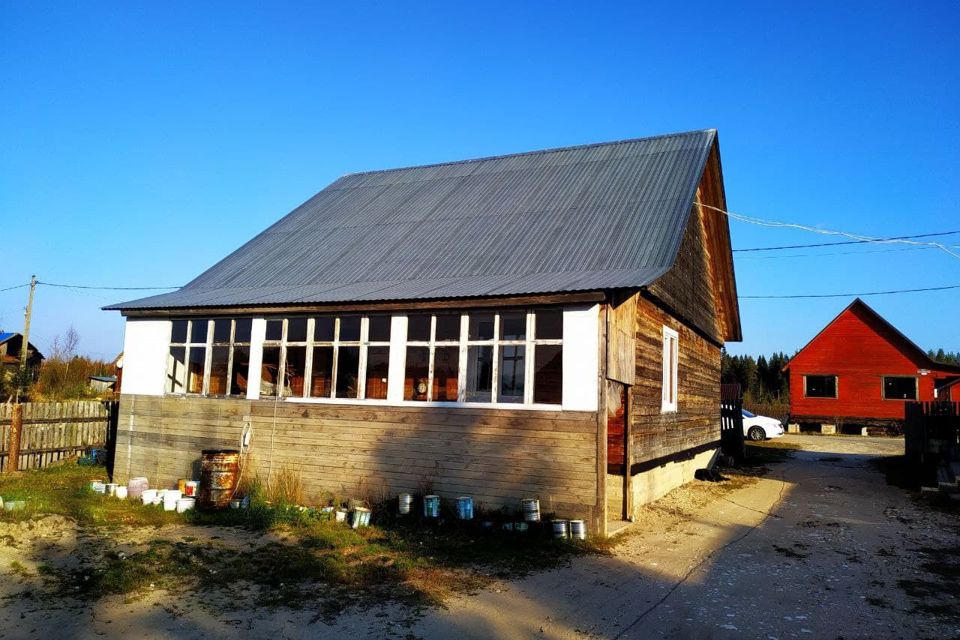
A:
[
  {"left": 127, "top": 477, "right": 148, "bottom": 499},
  {"left": 198, "top": 449, "right": 240, "bottom": 510},
  {"left": 515, "top": 522, "right": 529, "bottom": 533},
  {"left": 423, "top": 494, "right": 440, "bottom": 518},
  {"left": 351, "top": 507, "right": 371, "bottom": 528},
  {"left": 521, "top": 498, "right": 540, "bottom": 522},
  {"left": 569, "top": 520, "right": 586, "bottom": 540},
  {"left": 456, "top": 496, "right": 474, "bottom": 520},
  {"left": 398, "top": 493, "right": 413, "bottom": 515},
  {"left": 552, "top": 519, "right": 569, "bottom": 539},
  {"left": 90, "top": 481, "right": 106, "bottom": 494}
]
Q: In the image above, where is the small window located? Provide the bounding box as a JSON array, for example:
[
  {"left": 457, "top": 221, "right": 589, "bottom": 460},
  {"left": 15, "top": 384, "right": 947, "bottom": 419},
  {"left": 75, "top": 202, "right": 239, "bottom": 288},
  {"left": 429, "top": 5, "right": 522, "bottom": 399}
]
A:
[
  {"left": 883, "top": 376, "right": 917, "bottom": 400},
  {"left": 661, "top": 326, "right": 678, "bottom": 412},
  {"left": 804, "top": 375, "right": 838, "bottom": 398}
]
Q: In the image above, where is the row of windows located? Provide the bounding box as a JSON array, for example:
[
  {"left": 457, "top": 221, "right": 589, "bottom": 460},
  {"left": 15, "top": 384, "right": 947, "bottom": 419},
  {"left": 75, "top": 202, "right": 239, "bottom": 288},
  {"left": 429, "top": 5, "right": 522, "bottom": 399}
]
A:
[
  {"left": 167, "top": 310, "right": 564, "bottom": 405},
  {"left": 803, "top": 374, "right": 919, "bottom": 400}
]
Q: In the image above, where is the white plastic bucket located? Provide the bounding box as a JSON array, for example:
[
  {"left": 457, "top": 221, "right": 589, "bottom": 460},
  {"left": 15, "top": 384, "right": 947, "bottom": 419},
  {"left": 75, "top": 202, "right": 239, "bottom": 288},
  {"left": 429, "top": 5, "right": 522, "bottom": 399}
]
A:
[
  {"left": 90, "top": 481, "right": 106, "bottom": 494},
  {"left": 521, "top": 498, "right": 540, "bottom": 522},
  {"left": 552, "top": 519, "right": 569, "bottom": 539},
  {"left": 115, "top": 486, "right": 128, "bottom": 500},
  {"left": 335, "top": 509, "right": 347, "bottom": 523},
  {"left": 569, "top": 520, "right": 586, "bottom": 540},
  {"left": 163, "top": 490, "right": 182, "bottom": 511},
  {"left": 423, "top": 495, "right": 440, "bottom": 518},
  {"left": 351, "top": 507, "right": 371, "bottom": 529},
  {"left": 105, "top": 483, "right": 117, "bottom": 497},
  {"left": 141, "top": 489, "right": 158, "bottom": 505},
  {"left": 398, "top": 493, "right": 413, "bottom": 515},
  {"left": 184, "top": 481, "right": 199, "bottom": 497},
  {"left": 176, "top": 498, "right": 196, "bottom": 513},
  {"left": 456, "top": 496, "right": 474, "bottom": 520}
]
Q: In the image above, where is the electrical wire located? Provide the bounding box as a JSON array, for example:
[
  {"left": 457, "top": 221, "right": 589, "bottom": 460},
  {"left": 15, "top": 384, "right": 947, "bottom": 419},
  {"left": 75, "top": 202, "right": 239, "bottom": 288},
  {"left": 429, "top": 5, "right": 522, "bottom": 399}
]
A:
[
  {"left": 741, "top": 283, "right": 960, "bottom": 299},
  {"left": 733, "top": 230, "right": 960, "bottom": 252},
  {"left": 37, "top": 282, "right": 180, "bottom": 291},
  {"left": 735, "top": 245, "right": 936, "bottom": 260},
  {"left": 0, "top": 283, "right": 29, "bottom": 293}
]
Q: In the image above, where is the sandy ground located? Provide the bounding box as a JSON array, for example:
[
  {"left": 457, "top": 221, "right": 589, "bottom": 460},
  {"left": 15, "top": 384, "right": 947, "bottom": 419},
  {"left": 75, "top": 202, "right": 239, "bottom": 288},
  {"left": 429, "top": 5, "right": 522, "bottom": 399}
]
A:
[{"left": 2, "top": 434, "right": 959, "bottom": 639}]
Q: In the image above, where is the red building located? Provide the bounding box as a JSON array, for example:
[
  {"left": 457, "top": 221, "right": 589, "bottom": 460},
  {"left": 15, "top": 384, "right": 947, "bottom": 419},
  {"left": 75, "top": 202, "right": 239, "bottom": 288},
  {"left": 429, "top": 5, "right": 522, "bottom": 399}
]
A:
[{"left": 784, "top": 298, "right": 960, "bottom": 430}]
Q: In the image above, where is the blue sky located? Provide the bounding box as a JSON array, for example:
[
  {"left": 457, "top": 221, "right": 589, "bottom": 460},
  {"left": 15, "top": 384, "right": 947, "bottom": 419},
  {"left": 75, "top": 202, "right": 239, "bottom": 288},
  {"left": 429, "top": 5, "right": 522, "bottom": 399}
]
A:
[{"left": 1, "top": 2, "right": 958, "bottom": 360}]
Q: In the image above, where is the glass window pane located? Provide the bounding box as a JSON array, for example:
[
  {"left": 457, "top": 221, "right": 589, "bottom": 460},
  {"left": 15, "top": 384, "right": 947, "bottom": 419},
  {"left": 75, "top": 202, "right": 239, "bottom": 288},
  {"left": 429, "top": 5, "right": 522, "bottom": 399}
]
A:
[
  {"left": 469, "top": 313, "right": 495, "bottom": 340},
  {"left": 230, "top": 346, "right": 250, "bottom": 397},
  {"left": 190, "top": 320, "right": 209, "bottom": 344},
  {"left": 234, "top": 318, "right": 252, "bottom": 343},
  {"left": 166, "top": 346, "right": 186, "bottom": 393},
  {"left": 404, "top": 347, "right": 430, "bottom": 401},
  {"left": 498, "top": 345, "right": 526, "bottom": 403},
  {"left": 500, "top": 312, "right": 526, "bottom": 341},
  {"left": 534, "top": 345, "right": 563, "bottom": 404},
  {"left": 435, "top": 314, "right": 461, "bottom": 342},
  {"left": 310, "top": 346, "right": 333, "bottom": 398},
  {"left": 466, "top": 345, "right": 493, "bottom": 402},
  {"left": 187, "top": 346, "right": 206, "bottom": 394},
  {"left": 314, "top": 317, "right": 335, "bottom": 342},
  {"left": 339, "top": 316, "right": 361, "bottom": 342},
  {"left": 336, "top": 346, "right": 360, "bottom": 398},
  {"left": 287, "top": 317, "right": 308, "bottom": 343},
  {"left": 365, "top": 346, "right": 390, "bottom": 400},
  {"left": 883, "top": 377, "right": 916, "bottom": 400},
  {"left": 209, "top": 346, "right": 229, "bottom": 395},
  {"left": 171, "top": 320, "right": 188, "bottom": 344},
  {"left": 284, "top": 346, "right": 307, "bottom": 397},
  {"left": 805, "top": 375, "right": 836, "bottom": 398},
  {"left": 407, "top": 314, "right": 431, "bottom": 342},
  {"left": 260, "top": 346, "right": 281, "bottom": 397},
  {"left": 535, "top": 310, "right": 563, "bottom": 340},
  {"left": 213, "top": 319, "right": 231, "bottom": 343},
  {"left": 368, "top": 316, "right": 391, "bottom": 342},
  {"left": 433, "top": 347, "right": 459, "bottom": 401},
  {"left": 265, "top": 319, "right": 283, "bottom": 342}
]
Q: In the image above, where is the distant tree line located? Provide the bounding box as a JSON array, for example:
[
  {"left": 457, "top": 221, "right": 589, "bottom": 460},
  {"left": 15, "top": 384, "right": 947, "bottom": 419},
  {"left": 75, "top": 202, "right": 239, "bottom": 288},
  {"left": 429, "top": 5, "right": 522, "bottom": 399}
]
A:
[
  {"left": 928, "top": 349, "right": 960, "bottom": 366},
  {"left": 721, "top": 349, "right": 791, "bottom": 403}
]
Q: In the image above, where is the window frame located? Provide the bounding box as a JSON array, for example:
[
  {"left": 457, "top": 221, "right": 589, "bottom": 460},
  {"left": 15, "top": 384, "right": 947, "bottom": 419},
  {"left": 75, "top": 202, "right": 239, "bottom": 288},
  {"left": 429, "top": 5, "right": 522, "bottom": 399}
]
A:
[
  {"left": 661, "top": 325, "right": 679, "bottom": 413},
  {"left": 167, "top": 318, "right": 251, "bottom": 397},
  {"left": 882, "top": 375, "right": 918, "bottom": 401},
  {"left": 802, "top": 374, "right": 839, "bottom": 399}
]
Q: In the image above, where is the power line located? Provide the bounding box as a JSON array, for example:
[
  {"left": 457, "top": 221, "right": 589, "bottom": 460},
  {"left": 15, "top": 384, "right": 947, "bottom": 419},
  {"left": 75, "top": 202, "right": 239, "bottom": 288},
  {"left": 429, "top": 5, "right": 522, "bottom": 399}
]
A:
[
  {"left": 741, "top": 283, "right": 960, "bottom": 299},
  {"left": 37, "top": 281, "right": 180, "bottom": 291},
  {"left": 0, "top": 283, "right": 30, "bottom": 293},
  {"left": 733, "top": 230, "right": 960, "bottom": 252},
  {"left": 735, "top": 245, "right": 936, "bottom": 261}
]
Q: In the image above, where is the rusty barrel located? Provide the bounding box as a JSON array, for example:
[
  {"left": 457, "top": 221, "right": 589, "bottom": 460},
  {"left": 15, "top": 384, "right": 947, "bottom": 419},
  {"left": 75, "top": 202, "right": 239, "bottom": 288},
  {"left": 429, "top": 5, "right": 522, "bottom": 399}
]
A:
[{"left": 198, "top": 449, "right": 240, "bottom": 510}]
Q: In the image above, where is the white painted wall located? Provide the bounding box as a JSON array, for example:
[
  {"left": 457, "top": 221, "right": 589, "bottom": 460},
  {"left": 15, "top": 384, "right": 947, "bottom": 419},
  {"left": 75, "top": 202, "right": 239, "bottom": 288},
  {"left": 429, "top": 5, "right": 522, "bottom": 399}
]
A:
[
  {"left": 246, "top": 318, "right": 266, "bottom": 400},
  {"left": 386, "top": 315, "right": 408, "bottom": 402},
  {"left": 121, "top": 318, "right": 170, "bottom": 396},
  {"left": 562, "top": 304, "right": 600, "bottom": 412}
]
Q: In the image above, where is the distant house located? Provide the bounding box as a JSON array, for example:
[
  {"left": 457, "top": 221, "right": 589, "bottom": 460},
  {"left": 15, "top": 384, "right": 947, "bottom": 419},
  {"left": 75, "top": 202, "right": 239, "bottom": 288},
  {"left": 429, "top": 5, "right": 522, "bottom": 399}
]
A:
[
  {"left": 106, "top": 129, "right": 741, "bottom": 535},
  {"left": 0, "top": 332, "right": 44, "bottom": 380},
  {"left": 88, "top": 375, "right": 118, "bottom": 393},
  {"left": 784, "top": 299, "right": 960, "bottom": 432}
]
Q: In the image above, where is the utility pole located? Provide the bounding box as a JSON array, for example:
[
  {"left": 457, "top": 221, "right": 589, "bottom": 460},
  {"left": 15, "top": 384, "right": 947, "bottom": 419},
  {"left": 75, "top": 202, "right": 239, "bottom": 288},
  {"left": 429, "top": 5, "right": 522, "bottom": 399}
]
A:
[{"left": 19, "top": 275, "right": 37, "bottom": 372}]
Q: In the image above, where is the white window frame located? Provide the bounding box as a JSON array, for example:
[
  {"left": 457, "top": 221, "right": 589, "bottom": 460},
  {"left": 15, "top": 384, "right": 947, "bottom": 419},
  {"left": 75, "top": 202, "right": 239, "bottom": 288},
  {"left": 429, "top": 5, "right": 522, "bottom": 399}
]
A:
[
  {"left": 661, "top": 326, "right": 679, "bottom": 413},
  {"left": 167, "top": 318, "right": 252, "bottom": 397}
]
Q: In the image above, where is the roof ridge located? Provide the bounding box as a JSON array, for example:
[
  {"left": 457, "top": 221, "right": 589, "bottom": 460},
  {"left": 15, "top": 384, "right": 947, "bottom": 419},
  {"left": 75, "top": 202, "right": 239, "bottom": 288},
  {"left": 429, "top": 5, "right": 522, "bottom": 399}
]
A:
[{"left": 339, "top": 129, "right": 716, "bottom": 179}]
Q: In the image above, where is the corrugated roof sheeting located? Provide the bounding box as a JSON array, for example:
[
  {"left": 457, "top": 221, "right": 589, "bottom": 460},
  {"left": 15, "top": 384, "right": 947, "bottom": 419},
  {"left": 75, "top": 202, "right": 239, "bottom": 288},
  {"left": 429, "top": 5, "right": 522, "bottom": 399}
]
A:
[{"left": 109, "top": 130, "right": 715, "bottom": 310}]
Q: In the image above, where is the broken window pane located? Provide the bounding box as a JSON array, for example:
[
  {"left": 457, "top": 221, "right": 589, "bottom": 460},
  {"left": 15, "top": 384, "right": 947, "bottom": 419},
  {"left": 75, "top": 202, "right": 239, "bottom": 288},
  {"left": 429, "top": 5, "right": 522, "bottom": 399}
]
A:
[
  {"left": 368, "top": 316, "right": 392, "bottom": 342},
  {"left": 469, "top": 313, "right": 495, "bottom": 340},
  {"left": 287, "top": 317, "right": 308, "bottom": 343},
  {"left": 213, "top": 319, "right": 231, "bottom": 343},
  {"left": 171, "top": 320, "right": 188, "bottom": 344},
  {"left": 535, "top": 310, "right": 563, "bottom": 340},
  {"left": 404, "top": 347, "right": 430, "bottom": 401},
  {"left": 314, "top": 317, "right": 335, "bottom": 342},
  {"left": 499, "top": 345, "right": 525, "bottom": 403},
  {"left": 284, "top": 346, "right": 307, "bottom": 397},
  {"left": 407, "top": 315, "right": 431, "bottom": 342},
  {"left": 466, "top": 345, "right": 493, "bottom": 402},
  {"left": 166, "top": 347, "right": 186, "bottom": 393},
  {"left": 339, "top": 316, "right": 361, "bottom": 342},
  {"left": 500, "top": 312, "right": 526, "bottom": 341},
  {"left": 260, "top": 346, "right": 281, "bottom": 397},
  {"left": 265, "top": 320, "right": 283, "bottom": 342},
  {"left": 190, "top": 320, "right": 209, "bottom": 344},
  {"left": 534, "top": 345, "right": 562, "bottom": 404},
  {"left": 187, "top": 346, "right": 206, "bottom": 394},
  {"left": 433, "top": 347, "right": 460, "bottom": 401},
  {"left": 435, "top": 315, "right": 461, "bottom": 342},
  {"left": 230, "top": 347, "right": 250, "bottom": 397},
  {"left": 365, "top": 346, "right": 390, "bottom": 400},
  {"left": 209, "top": 346, "right": 229, "bottom": 395},
  {"left": 234, "top": 318, "right": 252, "bottom": 343},
  {"left": 310, "top": 346, "right": 333, "bottom": 398},
  {"left": 336, "top": 346, "right": 360, "bottom": 398}
]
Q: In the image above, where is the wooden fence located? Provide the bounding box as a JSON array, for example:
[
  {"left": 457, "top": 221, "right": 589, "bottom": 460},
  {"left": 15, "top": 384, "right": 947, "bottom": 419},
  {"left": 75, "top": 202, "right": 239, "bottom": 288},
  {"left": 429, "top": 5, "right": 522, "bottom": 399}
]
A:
[
  {"left": 904, "top": 401, "right": 960, "bottom": 475},
  {"left": 720, "top": 384, "right": 746, "bottom": 461},
  {"left": 0, "top": 401, "right": 119, "bottom": 472}
]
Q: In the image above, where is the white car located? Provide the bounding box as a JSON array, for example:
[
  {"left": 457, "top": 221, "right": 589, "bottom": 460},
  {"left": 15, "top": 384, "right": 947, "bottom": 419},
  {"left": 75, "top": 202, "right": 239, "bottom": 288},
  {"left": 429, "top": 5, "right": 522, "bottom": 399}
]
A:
[{"left": 742, "top": 409, "right": 785, "bottom": 441}]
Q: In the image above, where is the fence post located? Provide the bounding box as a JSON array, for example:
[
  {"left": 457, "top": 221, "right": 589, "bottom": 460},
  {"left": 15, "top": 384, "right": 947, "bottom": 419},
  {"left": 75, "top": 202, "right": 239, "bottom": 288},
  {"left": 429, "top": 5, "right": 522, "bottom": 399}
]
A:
[{"left": 8, "top": 404, "right": 22, "bottom": 473}]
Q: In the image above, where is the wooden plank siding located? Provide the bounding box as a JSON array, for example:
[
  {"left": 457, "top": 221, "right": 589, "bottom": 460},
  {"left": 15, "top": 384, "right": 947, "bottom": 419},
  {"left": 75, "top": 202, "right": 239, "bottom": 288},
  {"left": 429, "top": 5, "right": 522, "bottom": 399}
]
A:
[{"left": 114, "top": 395, "right": 600, "bottom": 524}]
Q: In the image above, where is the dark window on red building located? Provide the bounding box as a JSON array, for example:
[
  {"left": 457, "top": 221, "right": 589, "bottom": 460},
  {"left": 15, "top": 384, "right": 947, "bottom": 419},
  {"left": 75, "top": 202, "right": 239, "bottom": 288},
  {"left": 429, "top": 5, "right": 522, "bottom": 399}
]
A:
[
  {"left": 883, "top": 376, "right": 917, "bottom": 400},
  {"left": 804, "top": 375, "right": 837, "bottom": 398}
]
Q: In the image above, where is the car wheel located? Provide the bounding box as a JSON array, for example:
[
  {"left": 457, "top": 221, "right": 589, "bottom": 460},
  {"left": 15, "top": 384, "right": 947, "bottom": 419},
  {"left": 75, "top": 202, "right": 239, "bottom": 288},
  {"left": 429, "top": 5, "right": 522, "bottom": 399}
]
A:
[{"left": 748, "top": 426, "right": 766, "bottom": 442}]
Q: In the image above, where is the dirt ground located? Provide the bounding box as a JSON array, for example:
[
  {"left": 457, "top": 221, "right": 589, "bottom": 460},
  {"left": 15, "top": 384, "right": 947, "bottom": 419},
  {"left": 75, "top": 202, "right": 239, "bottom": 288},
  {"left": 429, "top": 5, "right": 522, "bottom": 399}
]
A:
[{"left": 2, "top": 434, "right": 959, "bottom": 639}]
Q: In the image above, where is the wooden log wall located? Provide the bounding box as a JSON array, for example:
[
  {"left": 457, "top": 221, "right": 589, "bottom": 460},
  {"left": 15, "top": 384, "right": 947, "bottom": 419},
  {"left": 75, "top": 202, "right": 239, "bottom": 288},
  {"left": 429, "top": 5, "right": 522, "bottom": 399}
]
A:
[
  {"left": 114, "top": 395, "right": 600, "bottom": 523},
  {"left": 0, "top": 401, "right": 111, "bottom": 471}
]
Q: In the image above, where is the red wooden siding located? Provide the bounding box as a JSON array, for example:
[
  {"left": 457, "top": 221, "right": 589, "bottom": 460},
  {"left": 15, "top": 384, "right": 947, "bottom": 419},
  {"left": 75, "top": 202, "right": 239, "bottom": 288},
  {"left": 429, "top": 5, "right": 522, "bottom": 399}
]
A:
[{"left": 788, "top": 300, "right": 958, "bottom": 421}]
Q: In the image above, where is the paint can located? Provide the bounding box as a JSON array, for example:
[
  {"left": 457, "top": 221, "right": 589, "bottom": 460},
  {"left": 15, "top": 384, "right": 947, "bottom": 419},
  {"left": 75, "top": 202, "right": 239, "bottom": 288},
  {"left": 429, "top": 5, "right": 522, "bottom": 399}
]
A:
[
  {"left": 90, "top": 481, "right": 106, "bottom": 494},
  {"left": 398, "top": 493, "right": 413, "bottom": 515},
  {"left": 105, "top": 483, "right": 118, "bottom": 497},
  {"left": 141, "top": 489, "right": 158, "bottom": 505},
  {"left": 184, "top": 481, "right": 199, "bottom": 497},
  {"left": 569, "top": 520, "right": 586, "bottom": 540},
  {"left": 423, "top": 495, "right": 440, "bottom": 518},
  {"left": 198, "top": 449, "right": 240, "bottom": 510},
  {"left": 115, "top": 486, "right": 128, "bottom": 500},
  {"left": 552, "top": 520, "right": 569, "bottom": 539},
  {"left": 351, "top": 507, "right": 371, "bottom": 529},
  {"left": 127, "top": 477, "right": 148, "bottom": 499},
  {"left": 521, "top": 498, "right": 541, "bottom": 522},
  {"left": 163, "top": 490, "right": 182, "bottom": 512},
  {"left": 177, "top": 479, "right": 187, "bottom": 493},
  {"left": 335, "top": 509, "right": 348, "bottom": 523},
  {"left": 176, "top": 497, "right": 196, "bottom": 514},
  {"left": 152, "top": 490, "right": 164, "bottom": 506},
  {"left": 456, "top": 496, "right": 474, "bottom": 520}
]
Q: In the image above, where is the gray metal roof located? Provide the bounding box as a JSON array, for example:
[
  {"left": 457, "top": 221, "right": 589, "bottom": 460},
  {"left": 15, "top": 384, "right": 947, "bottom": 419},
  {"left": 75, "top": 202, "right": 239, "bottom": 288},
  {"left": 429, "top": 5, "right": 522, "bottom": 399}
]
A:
[{"left": 108, "top": 129, "right": 717, "bottom": 311}]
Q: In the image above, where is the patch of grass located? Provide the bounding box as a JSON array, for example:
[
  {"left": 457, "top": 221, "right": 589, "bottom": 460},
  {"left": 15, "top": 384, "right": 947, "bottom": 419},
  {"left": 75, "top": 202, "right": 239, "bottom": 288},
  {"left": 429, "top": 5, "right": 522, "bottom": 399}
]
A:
[{"left": 10, "top": 560, "right": 30, "bottom": 577}]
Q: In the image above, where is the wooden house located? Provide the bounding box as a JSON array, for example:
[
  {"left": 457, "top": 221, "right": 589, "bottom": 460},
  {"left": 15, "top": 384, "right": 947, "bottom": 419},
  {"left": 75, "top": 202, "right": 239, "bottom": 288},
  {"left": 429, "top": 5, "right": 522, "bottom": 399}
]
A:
[
  {"left": 784, "top": 298, "right": 960, "bottom": 432},
  {"left": 106, "top": 129, "right": 741, "bottom": 535},
  {"left": 0, "top": 332, "right": 44, "bottom": 380}
]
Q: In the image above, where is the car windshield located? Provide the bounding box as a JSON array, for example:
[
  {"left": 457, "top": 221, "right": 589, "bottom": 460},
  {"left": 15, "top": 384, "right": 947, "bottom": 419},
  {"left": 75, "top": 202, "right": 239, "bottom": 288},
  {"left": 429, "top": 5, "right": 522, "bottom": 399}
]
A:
[{"left": 741, "top": 409, "right": 756, "bottom": 418}]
